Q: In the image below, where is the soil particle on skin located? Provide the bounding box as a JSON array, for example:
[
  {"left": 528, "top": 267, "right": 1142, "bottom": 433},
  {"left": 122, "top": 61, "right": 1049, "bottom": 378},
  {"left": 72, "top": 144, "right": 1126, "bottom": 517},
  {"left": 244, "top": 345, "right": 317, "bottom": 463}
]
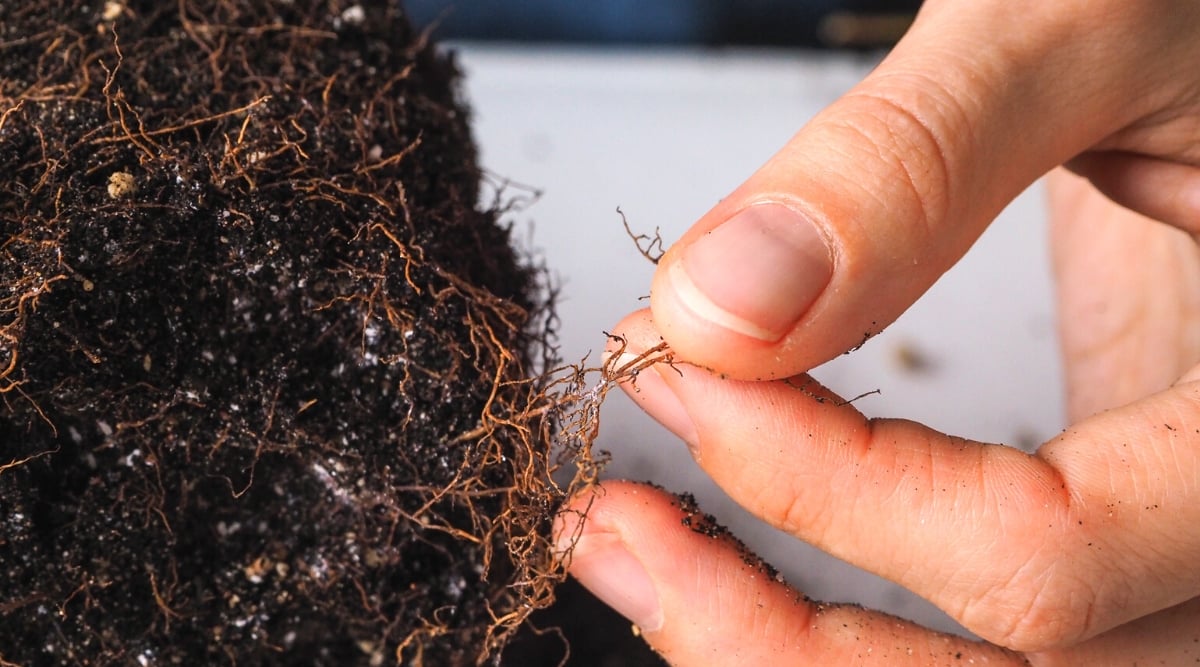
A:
[
  {"left": 674, "top": 492, "right": 782, "bottom": 582},
  {"left": 1, "top": 1, "right": 562, "bottom": 665}
]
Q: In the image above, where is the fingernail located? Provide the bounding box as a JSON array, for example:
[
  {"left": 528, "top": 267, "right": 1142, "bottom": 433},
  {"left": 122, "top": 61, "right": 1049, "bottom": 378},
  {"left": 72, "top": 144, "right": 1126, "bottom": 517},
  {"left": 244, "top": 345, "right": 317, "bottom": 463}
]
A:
[
  {"left": 673, "top": 203, "right": 832, "bottom": 342},
  {"left": 610, "top": 352, "right": 699, "bottom": 451},
  {"left": 567, "top": 530, "right": 665, "bottom": 634}
]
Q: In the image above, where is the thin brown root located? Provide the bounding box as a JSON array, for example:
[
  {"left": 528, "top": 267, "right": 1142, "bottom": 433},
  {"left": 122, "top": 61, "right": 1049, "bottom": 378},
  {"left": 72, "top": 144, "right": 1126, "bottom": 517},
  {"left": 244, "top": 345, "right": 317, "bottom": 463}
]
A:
[
  {"left": 784, "top": 376, "right": 881, "bottom": 407},
  {"left": 618, "top": 207, "right": 665, "bottom": 265}
]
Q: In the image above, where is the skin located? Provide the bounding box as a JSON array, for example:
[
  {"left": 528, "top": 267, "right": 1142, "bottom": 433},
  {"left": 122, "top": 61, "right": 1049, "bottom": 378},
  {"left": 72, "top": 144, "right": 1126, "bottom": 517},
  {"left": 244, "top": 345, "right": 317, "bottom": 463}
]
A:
[{"left": 557, "top": 0, "right": 1200, "bottom": 664}]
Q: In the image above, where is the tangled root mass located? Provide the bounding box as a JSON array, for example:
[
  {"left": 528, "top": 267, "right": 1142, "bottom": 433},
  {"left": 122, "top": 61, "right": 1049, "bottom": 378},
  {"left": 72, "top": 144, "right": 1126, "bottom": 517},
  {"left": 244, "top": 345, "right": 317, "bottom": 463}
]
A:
[{"left": 0, "top": 1, "right": 597, "bottom": 664}]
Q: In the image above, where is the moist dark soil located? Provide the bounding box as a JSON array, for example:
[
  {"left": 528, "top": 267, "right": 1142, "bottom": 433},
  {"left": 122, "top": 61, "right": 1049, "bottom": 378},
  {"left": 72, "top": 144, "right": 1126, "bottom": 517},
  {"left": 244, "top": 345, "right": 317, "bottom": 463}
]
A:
[{"left": 0, "top": 2, "right": 573, "bottom": 664}]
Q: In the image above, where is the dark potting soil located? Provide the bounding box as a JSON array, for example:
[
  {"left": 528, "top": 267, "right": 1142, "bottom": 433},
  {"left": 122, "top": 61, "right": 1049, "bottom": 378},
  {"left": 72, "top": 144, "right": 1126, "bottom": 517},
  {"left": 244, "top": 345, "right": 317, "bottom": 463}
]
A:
[
  {"left": 0, "top": 1, "right": 582, "bottom": 664},
  {"left": 504, "top": 578, "right": 669, "bottom": 667}
]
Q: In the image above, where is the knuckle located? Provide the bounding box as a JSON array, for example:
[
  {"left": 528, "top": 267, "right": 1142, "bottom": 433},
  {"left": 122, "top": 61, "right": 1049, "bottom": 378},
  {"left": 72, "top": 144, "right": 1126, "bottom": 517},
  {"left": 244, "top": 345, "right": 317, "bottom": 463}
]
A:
[
  {"left": 833, "top": 85, "right": 958, "bottom": 260},
  {"left": 961, "top": 561, "right": 1100, "bottom": 652}
]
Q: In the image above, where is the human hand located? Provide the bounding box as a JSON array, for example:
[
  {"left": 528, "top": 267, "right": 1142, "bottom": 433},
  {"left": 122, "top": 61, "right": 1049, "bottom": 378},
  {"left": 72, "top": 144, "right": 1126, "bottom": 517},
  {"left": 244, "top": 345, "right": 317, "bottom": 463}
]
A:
[{"left": 557, "top": 0, "right": 1200, "bottom": 664}]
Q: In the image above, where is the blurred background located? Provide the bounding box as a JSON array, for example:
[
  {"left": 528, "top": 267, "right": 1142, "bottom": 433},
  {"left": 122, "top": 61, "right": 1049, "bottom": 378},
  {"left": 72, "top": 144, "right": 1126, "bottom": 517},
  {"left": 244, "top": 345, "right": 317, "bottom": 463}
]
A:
[
  {"left": 408, "top": 0, "right": 921, "bottom": 49},
  {"left": 406, "top": 2, "right": 1064, "bottom": 664}
]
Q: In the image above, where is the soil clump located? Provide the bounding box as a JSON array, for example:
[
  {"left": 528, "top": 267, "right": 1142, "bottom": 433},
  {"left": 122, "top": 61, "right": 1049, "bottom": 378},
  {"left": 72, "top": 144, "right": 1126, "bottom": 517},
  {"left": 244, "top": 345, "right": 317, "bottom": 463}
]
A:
[{"left": 1, "top": 1, "right": 572, "bottom": 664}]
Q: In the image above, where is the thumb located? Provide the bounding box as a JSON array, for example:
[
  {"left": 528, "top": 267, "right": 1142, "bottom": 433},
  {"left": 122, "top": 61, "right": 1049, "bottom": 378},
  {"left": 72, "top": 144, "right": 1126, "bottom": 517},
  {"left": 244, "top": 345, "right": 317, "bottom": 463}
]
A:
[{"left": 650, "top": 0, "right": 1169, "bottom": 379}]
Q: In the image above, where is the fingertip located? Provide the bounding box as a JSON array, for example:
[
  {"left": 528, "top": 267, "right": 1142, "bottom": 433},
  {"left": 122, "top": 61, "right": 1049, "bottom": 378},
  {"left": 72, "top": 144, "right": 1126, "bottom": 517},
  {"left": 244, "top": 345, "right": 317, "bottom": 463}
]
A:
[
  {"left": 554, "top": 482, "right": 667, "bottom": 635},
  {"left": 603, "top": 310, "right": 703, "bottom": 448},
  {"left": 650, "top": 236, "right": 820, "bottom": 381},
  {"left": 661, "top": 202, "right": 834, "bottom": 341},
  {"left": 560, "top": 481, "right": 814, "bottom": 662},
  {"left": 604, "top": 309, "right": 662, "bottom": 357}
]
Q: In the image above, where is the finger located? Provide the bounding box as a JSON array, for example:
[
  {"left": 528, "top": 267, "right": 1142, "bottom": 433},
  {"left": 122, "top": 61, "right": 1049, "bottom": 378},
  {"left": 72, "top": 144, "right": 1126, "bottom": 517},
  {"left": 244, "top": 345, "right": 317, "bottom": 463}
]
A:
[
  {"left": 555, "top": 480, "right": 1024, "bottom": 667},
  {"left": 1064, "top": 152, "right": 1200, "bottom": 235},
  {"left": 1030, "top": 597, "right": 1200, "bottom": 666},
  {"left": 1047, "top": 167, "right": 1200, "bottom": 421},
  {"left": 610, "top": 309, "right": 1200, "bottom": 652},
  {"left": 649, "top": 0, "right": 1189, "bottom": 380}
]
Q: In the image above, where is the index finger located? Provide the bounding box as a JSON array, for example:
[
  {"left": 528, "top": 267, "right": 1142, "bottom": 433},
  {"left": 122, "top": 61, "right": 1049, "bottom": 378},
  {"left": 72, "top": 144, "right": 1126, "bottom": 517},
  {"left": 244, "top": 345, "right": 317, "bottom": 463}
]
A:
[{"left": 611, "top": 309, "right": 1200, "bottom": 652}]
